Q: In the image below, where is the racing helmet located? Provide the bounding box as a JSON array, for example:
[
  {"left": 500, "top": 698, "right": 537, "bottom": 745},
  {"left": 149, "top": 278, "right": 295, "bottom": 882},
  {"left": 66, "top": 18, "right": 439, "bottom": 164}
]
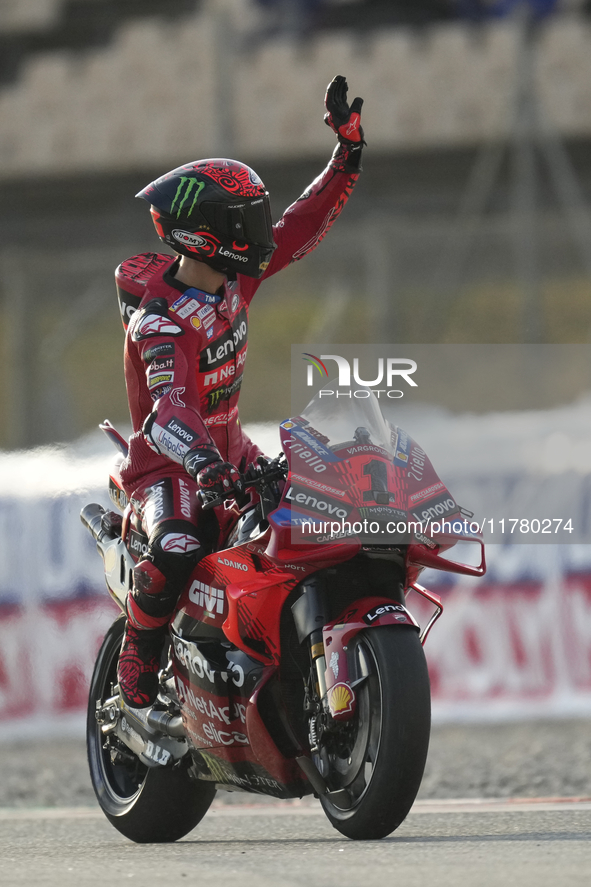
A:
[{"left": 136, "top": 159, "right": 276, "bottom": 279}]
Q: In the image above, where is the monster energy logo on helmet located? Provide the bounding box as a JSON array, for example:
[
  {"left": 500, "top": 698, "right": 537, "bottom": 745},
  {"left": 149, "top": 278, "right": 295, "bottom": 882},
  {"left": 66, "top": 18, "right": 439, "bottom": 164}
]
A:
[{"left": 171, "top": 178, "right": 205, "bottom": 219}]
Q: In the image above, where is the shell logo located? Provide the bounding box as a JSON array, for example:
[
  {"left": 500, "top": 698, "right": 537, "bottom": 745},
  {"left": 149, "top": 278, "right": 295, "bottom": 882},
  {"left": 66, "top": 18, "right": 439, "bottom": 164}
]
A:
[{"left": 327, "top": 682, "right": 355, "bottom": 716}]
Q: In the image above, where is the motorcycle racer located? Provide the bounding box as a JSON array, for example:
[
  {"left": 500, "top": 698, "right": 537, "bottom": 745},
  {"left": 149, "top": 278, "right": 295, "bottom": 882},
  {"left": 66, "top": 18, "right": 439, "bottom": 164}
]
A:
[{"left": 115, "top": 75, "right": 365, "bottom": 708}]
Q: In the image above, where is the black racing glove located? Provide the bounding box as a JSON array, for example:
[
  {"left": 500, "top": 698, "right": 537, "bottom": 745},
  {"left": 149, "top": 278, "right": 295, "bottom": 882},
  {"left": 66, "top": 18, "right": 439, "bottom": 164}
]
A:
[
  {"left": 324, "top": 74, "right": 365, "bottom": 148},
  {"left": 183, "top": 445, "right": 222, "bottom": 480},
  {"left": 196, "top": 461, "right": 244, "bottom": 498}
]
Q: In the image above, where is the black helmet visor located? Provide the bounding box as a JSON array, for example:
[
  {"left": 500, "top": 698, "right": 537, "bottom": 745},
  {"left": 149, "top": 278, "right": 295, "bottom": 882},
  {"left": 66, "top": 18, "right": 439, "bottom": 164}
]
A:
[{"left": 200, "top": 194, "right": 275, "bottom": 249}]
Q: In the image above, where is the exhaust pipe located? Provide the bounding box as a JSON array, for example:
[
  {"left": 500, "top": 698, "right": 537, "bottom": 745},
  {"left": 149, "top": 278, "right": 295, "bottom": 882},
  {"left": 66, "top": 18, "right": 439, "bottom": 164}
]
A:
[
  {"left": 80, "top": 503, "right": 111, "bottom": 544},
  {"left": 147, "top": 709, "right": 186, "bottom": 738},
  {"left": 80, "top": 503, "right": 131, "bottom": 612}
]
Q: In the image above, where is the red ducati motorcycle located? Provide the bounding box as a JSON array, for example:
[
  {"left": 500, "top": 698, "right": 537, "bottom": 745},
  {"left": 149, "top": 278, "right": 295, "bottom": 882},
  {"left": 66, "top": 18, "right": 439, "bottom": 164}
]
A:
[{"left": 82, "top": 388, "right": 485, "bottom": 842}]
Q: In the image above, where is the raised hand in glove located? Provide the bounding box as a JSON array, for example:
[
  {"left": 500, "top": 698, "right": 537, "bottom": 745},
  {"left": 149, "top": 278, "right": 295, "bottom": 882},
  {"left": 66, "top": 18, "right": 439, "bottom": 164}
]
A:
[{"left": 324, "top": 74, "right": 365, "bottom": 147}]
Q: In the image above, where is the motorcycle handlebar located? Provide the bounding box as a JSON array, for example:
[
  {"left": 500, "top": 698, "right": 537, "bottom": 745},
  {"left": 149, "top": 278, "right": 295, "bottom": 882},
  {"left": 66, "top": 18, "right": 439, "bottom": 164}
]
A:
[{"left": 198, "top": 456, "right": 287, "bottom": 511}]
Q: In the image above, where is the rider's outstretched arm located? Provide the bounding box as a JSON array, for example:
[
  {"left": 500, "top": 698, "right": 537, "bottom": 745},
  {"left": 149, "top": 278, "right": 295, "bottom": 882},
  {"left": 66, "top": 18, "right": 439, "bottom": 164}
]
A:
[{"left": 240, "top": 75, "right": 365, "bottom": 299}]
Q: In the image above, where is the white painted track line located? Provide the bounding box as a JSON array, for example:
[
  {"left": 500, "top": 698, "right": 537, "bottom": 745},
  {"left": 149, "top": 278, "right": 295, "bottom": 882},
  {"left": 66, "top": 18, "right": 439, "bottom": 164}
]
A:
[{"left": 2, "top": 796, "right": 591, "bottom": 819}]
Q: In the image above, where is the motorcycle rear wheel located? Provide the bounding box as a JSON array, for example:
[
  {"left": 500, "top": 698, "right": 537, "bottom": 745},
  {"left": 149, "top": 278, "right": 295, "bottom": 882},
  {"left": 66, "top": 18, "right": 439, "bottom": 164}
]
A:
[
  {"left": 319, "top": 626, "right": 430, "bottom": 840},
  {"left": 87, "top": 614, "right": 215, "bottom": 843}
]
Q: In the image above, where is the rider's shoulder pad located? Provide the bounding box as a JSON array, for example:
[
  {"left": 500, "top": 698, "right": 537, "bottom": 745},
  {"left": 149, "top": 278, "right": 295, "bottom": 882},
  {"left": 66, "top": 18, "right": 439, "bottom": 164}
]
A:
[{"left": 131, "top": 298, "right": 184, "bottom": 342}]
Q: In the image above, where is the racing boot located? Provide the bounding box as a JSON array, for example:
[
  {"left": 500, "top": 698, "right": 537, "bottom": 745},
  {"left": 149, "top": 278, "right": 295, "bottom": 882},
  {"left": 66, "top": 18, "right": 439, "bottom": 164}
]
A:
[
  {"left": 117, "top": 553, "right": 176, "bottom": 708},
  {"left": 117, "top": 617, "right": 167, "bottom": 709}
]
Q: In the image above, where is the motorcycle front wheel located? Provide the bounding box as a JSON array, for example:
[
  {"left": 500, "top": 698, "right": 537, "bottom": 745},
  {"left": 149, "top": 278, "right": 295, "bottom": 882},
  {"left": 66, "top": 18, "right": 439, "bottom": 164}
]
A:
[
  {"left": 319, "top": 626, "right": 431, "bottom": 840},
  {"left": 87, "top": 614, "right": 215, "bottom": 843}
]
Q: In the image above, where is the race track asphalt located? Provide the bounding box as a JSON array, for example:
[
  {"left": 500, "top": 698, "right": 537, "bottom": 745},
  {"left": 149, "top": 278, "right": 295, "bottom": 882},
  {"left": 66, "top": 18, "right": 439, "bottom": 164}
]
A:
[
  {"left": 1, "top": 802, "right": 591, "bottom": 887},
  {"left": 1, "top": 720, "right": 591, "bottom": 886}
]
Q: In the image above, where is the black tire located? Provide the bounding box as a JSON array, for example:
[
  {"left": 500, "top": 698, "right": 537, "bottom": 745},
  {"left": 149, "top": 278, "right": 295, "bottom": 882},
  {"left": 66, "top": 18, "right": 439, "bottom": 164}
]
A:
[
  {"left": 319, "top": 626, "right": 430, "bottom": 840},
  {"left": 87, "top": 614, "right": 216, "bottom": 843}
]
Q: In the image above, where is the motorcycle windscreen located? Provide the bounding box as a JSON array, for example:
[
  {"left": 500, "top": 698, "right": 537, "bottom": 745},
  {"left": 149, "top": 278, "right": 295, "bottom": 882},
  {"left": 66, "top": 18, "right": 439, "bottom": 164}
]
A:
[{"left": 296, "top": 380, "right": 396, "bottom": 456}]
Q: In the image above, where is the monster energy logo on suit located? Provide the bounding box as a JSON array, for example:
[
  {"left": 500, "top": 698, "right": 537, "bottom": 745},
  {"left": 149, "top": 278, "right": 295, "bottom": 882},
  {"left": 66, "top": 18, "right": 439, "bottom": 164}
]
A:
[{"left": 171, "top": 178, "right": 205, "bottom": 219}]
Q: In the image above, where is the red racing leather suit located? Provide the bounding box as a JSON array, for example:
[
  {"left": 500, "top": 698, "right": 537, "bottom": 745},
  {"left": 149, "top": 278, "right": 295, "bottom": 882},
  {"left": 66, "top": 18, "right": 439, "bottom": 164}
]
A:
[{"left": 116, "top": 146, "right": 360, "bottom": 499}]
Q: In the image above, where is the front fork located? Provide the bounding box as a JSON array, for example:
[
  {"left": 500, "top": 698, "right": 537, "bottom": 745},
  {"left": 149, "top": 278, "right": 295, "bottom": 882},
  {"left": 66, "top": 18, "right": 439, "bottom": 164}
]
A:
[
  {"left": 293, "top": 573, "right": 443, "bottom": 727},
  {"left": 305, "top": 627, "right": 332, "bottom": 765},
  {"left": 309, "top": 628, "right": 328, "bottom": 700}
]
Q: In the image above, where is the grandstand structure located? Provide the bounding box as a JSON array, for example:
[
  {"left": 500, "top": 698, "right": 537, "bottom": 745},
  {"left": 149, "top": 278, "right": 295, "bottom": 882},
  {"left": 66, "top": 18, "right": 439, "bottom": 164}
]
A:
[
  {"left": 1, "top": 0, "right": 591, "bottom": 447},
  {"left": 2, "top": 1, "right": 591, "bottom": 174}
]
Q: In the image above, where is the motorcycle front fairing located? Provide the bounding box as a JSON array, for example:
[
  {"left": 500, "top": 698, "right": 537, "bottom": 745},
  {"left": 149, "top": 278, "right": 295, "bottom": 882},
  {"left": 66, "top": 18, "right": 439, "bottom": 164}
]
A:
[{"left": 269, "top": 384, "right": 485, "bottom": 575}]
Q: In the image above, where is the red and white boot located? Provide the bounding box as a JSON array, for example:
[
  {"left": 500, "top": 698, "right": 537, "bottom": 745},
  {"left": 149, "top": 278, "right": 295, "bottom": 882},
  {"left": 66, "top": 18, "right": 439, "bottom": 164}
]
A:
[{"left": 117, "top": 617, "right": 166, "bottom": 709}]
